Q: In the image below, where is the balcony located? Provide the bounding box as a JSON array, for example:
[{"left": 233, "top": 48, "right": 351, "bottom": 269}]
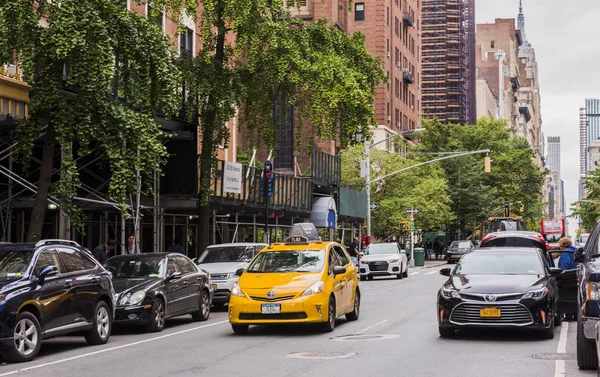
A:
[
  {"left": 518, "top": 102, "right": 532, "bottom": 122},
  {"left": 210, "top": 160, "right": 312, "bottom": 213},
  {"left": 402, "top": 69, "right": 415, "bottom": 84},
  {"left": 0, "top": 64, "right": 22, "bottom": 81},
  {"left": 311, "top": 149, "right": 341, "bottom": 186},
  {"left": 510, "top": 75, "right": 521, "bottom": 92},
  {"left": 403, "top": 12, "right": 414, "bottom": 27}
]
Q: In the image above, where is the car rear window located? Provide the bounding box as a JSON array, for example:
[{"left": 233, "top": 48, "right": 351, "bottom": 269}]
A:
[{"left": 481, "top": 238, "right": 541, "bottom": 248}]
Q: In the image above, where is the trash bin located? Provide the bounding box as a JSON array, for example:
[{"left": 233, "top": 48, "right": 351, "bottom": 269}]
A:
[{"left": 413, "top": 247, "right": 425, "bottom": 267}]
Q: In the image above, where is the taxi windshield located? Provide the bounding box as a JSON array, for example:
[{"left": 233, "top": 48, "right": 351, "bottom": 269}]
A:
[
  {"left": 246, "top": 250, "right": 325, "bottom": 273},
  {"left": 0, "top": 249, "right": 34, "bottom": 281}
]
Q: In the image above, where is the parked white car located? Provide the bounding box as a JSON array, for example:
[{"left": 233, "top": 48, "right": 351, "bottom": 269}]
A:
[
  {"left": 359, "top": 243, "right": 408, "bottom": 281},
  {"left": 197, "top": 243, "right": 267, "bottom": 306}
]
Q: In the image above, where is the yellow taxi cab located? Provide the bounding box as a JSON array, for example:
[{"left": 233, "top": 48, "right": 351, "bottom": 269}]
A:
[{"left": 228, "top": 223, "right": 360, "bottom": 334}]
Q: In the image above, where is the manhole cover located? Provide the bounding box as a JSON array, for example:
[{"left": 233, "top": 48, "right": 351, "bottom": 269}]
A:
[
  {"left": 532, "top": 353, "right": 576, "bottom": 361},
  {"left": 287, "top": 352, "right": 356, "bottom": 359},
  {"left": 330, "top": 334, "right": 400, "bottom": 342}
]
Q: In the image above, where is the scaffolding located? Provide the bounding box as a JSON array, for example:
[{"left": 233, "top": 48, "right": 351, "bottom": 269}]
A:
[{"left": 421, "top": 0, "right": 475, "bottom": 125}]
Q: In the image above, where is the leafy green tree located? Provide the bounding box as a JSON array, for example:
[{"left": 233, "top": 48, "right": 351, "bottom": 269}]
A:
[
  {"left": 0, "top": 0, "right": 179, "bottom": 240},
  {"left": 340, "top": 144, "right": 454, "bottom": 238},
  {"left": 416, "top": 117, "right": 546, "bottom": 235},
  {"left": 176, "top": 7, "right": 385, "bottom": 250},
  {"left": 572, "top": 169, "right": 600, "bottom": 231}
]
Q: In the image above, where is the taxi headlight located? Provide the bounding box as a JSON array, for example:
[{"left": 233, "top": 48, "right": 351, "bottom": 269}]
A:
[
  {"left": 301, "top": 281, "right": 324, "bottom": 297},
  {"left": 441, "top": 288, "right": 460, "bottom": 299},
  {"left": 231, "top": 282, "right": 245, "bottom": 297},
  {"left": 129, "top": 291, "right": 146, "bottom": 305}
]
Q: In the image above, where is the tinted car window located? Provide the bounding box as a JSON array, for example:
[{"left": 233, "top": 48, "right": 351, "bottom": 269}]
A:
[
  {"left": 333, "top": 246, "right": 350, "bottom": 266},
  {"left": 58, "top": 248, "right": 87, "bottom": 273},
  {"left": 167, "top": 258, "right": 179, "bottom": 275},
  {"left": 481, "top": 238, "right": 542, "bottom": 249},
  {"left": 105, "top": 257, "right": 164, "bottom": 278},
  {"left": 35, "top": 249, "right": 62, "bottom": 275},
  {"left": 174, "top": 256, "right": 196, "bottom": 274},
  {"left": 81, "top": 252, "right": 98, "bottom": 270}
]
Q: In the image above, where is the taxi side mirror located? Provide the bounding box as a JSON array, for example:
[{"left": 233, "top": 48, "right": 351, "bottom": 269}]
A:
[
  {"left": 333, "top": 266, "right": 346, "bottom": 275},
  {"left": 235, "top": 268, "right": 245, "bottom": 276}
]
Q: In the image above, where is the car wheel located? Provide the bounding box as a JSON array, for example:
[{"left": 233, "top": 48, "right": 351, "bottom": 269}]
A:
[
  {"left": 554, "top": 312, "right": 562, "bottom": 327},
  {"left": 360, "top": 276, "right": 367, "bottom": 281},
  {"left": 232, "top": 324, "right": 249, "bottom": 334},
  {"left": 540, "top": 316, "right": 555, "bottom": 339},
  {"left": 438, "top": 327, "right": 455, "bottom": 338},
  {"left": 345, "top": 290, "right": 360, "bottom": 321},
  {"left": 403, "top": 267, "right": 409, "bottom": 278},
  {"left": 0, "top": 312, "right": 42, "bottom": 363},
  {"left": 145, "top": 298, "right": 166, "bottom": 332},
  {"left": 397, "top": 267, "right": 403, "bottom": 279},
  {"left": 321, "top": 296, "right": 336, "bottom": 332},
  {"left": 85, "top": 301, "right": 112, "bottom": 345},
  {"left": 578, "top": 314, "right": 598, "bottom": 369},
  {"left": 192, "top": 289, "right": 210, "bottom": 321}
]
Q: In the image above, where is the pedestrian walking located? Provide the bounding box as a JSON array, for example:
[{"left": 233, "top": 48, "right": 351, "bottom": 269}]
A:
[
  {"left": 167, "top": 238, "right": 185, "bottom": 254},
  {"left": 433, "top": 239, "right": 442, "bottom": 260},
  {"left": 425, "top": 240, "right": 432, "bottom": 260},
  {"left": 92, "top": 239, "right": 116, "bottom": 264},
  {"left": 557, "top": 237, "right": 578, "bottom": 270},
  {"left": 126, "top": 234, "right": 138, "bottom": 254}
]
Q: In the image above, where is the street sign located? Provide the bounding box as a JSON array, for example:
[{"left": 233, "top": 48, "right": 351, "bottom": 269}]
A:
[
  {"left": 406, "top": 209, "right": 419, "bottom": 215},
  {"left": 264, "top": 160, "right": 273, "bottom": 178},
  {"left": 410, "top": 219, "right": 415, "bottom": 233},
  {"left": 223, "top": 161, "right": 242, "bottom": 194},
  {"left": 260, "top": 177, "right": 275, "bottom": 197},
  {"left": 370, "top": 204, "right": 378, "bottom": 210},
  {"left": 360, "top": 159, "right": 368, "bottom": 178}
]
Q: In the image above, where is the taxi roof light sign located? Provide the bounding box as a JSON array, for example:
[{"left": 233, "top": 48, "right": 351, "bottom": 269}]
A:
[{"left": 285, "top": 223, "right": 322, "bottom": 244}]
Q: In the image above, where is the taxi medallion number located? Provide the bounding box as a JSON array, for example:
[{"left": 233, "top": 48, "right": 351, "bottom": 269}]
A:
[
  {"left": 261, "top": 304, "right": 281, "bottom": 314},
  {"left": 480, "top": 308, "right": 501, "bottom": 317}
]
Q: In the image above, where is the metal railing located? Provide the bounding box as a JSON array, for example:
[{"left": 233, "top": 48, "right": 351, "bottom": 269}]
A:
[
  {"left": 403, "top": 12, "right": 414, "bottom": 26},
  {"left": 210, "top": 160, "right": 312, "bottom": 212},
  {"left": 311, "top": 149, "right": 341, "bottom": 186}
]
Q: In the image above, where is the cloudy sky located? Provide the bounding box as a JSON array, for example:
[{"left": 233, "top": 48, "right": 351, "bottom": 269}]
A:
[{"left": 476, "top": 0, "right": 600, "bottom": 235}]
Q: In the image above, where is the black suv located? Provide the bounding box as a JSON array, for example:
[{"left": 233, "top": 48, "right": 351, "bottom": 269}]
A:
[
  {"left": 574, "top": 223, "right": 600, "bottom": 370},
  {"left": 0, "top": 240, "right": 115, "bottom": 362}
]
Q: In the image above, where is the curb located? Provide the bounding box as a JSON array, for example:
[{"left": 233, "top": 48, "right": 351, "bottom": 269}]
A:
[{"left": 417, "top": 261, "right": 448, "bottom": 269}]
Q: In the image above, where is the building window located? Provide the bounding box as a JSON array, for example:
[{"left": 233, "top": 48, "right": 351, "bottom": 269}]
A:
[
  {"left": 274, "top": 95, "right": 294, "bottom": 170},
  {"left": 491, "top": 41, "right": 495, "bottom": 48},
  {"left": 355, "top": 3, "right": 365, "bottom": 21},
  {"left": 387, "top": 7, "right": 389, "bottom": 26},
  {"left": 387, "top": 39, "right": 390, "bottom": 58},
  {"left": 387, "top": 103, "right": 390, "bottom": 122},
  {"left": 395, "top": 108, "right": 400, "bottom": 128},
  {"left": 180, "top": 27, "right": 193, "bottom": 56},
  {"left": 147, "top": 5, "right": 164, "bottom": 28}
]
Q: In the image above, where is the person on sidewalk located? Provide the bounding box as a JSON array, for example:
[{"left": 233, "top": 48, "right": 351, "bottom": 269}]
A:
[
  {"left": 126, "top": 234, "right": 138, "bottom": 254},
  {"left": 433, "top": 239, "right": 442, "bottom": 260},
  {"left": 348, "top": 237, "right": 360, "bottom": 265},
  {"left": 92, "top": 239, "right": 116, "bottom": 264},
  {"left": 167, "top": 238, "right": 185, "bottom": 254}
]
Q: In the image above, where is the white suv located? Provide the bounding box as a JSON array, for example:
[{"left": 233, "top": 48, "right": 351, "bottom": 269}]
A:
[
  {"left": 359, "top": 243, "right": 408, "bottom": 281},
  {"left": 197, "top": 243, "right": 267, "bottom": 306}
]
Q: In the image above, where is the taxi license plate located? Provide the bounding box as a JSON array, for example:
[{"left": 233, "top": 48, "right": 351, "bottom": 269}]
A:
[
  {"left": 480, "top": 308, "right": 501, "bottom": 317},
  {"left": 261, "top": 304, "right": 281, "bottom": 314},
  {"left": 211, "top": 284, "right": 217, "bottom": 291}
]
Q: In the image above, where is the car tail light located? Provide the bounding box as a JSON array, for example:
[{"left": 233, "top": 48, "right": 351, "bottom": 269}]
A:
[{"left": 481, "top": 235, "right": 495, "bottom": 244}]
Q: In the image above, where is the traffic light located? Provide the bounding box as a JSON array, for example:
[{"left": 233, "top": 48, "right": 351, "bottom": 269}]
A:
[
  {"left": 361, "top": 235, "right": 371, "bottom": 246},
  {"left": 400, "top": 221, "right": 410, "bottom": 232},
  {"left": 484, "top": 156, "right": 491, "bottom": 173}
]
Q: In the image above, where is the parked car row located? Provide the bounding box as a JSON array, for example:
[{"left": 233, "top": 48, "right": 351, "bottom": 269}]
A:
[{"left": 0, "top": 240, "right": 212, "bottom": 363}]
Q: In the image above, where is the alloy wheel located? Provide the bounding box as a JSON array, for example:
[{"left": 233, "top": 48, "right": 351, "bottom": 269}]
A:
[
  {"left": 155, "top": 300, "right": 165, "bottom": 329},
  {"left": 97, "top": 306, "right": 110, "bottom": 340},
  {"left": 329, "top": 300, "right": 335, "bottom": 328},
  {"left": 13, "top": 318, "right": 38, "bottom": 356},
  {"left": 201, "top": 291, "right": 210, "bottom": 318}
]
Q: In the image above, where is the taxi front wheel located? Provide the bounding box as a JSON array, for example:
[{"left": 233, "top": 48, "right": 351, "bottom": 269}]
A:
[
  {"left": 321, "top": 296, "right": 336, "bottom": 332},
  {"left": 232, "top": 324, "right": 249, "bottom": 334}
]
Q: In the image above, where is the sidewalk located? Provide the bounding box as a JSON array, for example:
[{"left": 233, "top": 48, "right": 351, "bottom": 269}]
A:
[{"left": 414, "top": 259, "right": 448, "bottom": 269}]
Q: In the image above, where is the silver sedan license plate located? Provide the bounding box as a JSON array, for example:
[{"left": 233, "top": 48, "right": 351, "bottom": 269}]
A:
[{"left": 261, "top": 304, "right": 281, "bottom": 314}]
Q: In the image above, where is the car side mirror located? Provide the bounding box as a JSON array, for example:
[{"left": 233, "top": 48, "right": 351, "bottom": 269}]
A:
[
  {"left": 191, "top": 258, "right": 198, "bottom": 264},
  {"left": 575, "top": 247, "right": 585, "bottom": 263},
  {"left": 38, "top": 265, "right": 58, "bottom": 284},
  {"left": 439, "top": 268, "right": 451, "bottom": 277},
  {"left": 167, "top": 271, "right": 182, "bottom": 281},
  {"left": 333, "top": 266, "right": 346, "bottom": 275},
  {"left": 235, "top": 268, "right": 245, "bottom": 277},
  {"left": 549, "top": 267, "right": 562, "bottom": 275}
]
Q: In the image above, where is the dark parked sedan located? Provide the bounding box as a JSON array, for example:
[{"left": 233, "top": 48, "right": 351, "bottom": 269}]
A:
[
  {"left": 0, "top": 240, "right": 114, "bottom": 363},
  {"left": 437, "top": 247, "right": 571, "bottom": 339},
  {"left": 104, "top": 253, "right": 211, "bottom": 332},
  {"left": 446, "top": 240, "right": 474, "bottom": 263}
]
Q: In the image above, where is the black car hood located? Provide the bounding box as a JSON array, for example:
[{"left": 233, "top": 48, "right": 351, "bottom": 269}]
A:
[
  {"left": 112, "top": 277, "right": 162, "bottom": 294},
  {"left": 449, "top": 274, "right": 545, "bottom": 294}
]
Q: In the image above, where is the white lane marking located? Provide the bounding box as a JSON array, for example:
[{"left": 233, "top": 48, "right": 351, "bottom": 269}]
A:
[
  {"left": 409, "top": 272, "right": 419, "bottom": 276},
  {"left": 554, "top": 360, "right": 565, "bottom": 377},
  {"left": 426, "top": 271, "right": 438, "bottom": 275},
  {"left": 287, "top": 352, "right": 356, "bottom": 359},
  {"left": 0, "top": 320, "right": 229, "bottom": 376},
  {"left": 356, "top": 319, "right": 389, "bottom": 334},
  {"left": 557, "top": 322, "right": 569, "bottom": 354}
]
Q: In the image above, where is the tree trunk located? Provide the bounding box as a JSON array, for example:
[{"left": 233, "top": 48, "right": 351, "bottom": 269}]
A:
[
  {"left": 27, "top": 122, "right": 56, "bottom": 242},
  {"left": 197, "top": 0, "right": 227, "bottom": 255}
]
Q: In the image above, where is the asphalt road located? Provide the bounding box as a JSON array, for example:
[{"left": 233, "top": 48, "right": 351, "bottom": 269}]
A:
[{"left": 0, "top": 263, "right": 595, "bottom": 377}]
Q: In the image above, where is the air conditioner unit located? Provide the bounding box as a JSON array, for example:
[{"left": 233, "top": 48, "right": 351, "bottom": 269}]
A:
[
  {"left": 387, "top": 116, "right": 392, "bottom": 121},
  {"left": 387, "top": 52, "right": 390, "bottom": 57},
  {"left": 396, "top": 122, "right": 401, "bottom": 128},
  {"left": 403, "top": 68, "right": 409, "bottom": 72},
  {"left": 396, "top": 62, "right": 401, "bottom": 68}
]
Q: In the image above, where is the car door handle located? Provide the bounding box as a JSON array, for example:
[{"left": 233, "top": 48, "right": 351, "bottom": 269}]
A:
[{"left": 64, "top": 280, "right": 73, "bottom": 288}]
